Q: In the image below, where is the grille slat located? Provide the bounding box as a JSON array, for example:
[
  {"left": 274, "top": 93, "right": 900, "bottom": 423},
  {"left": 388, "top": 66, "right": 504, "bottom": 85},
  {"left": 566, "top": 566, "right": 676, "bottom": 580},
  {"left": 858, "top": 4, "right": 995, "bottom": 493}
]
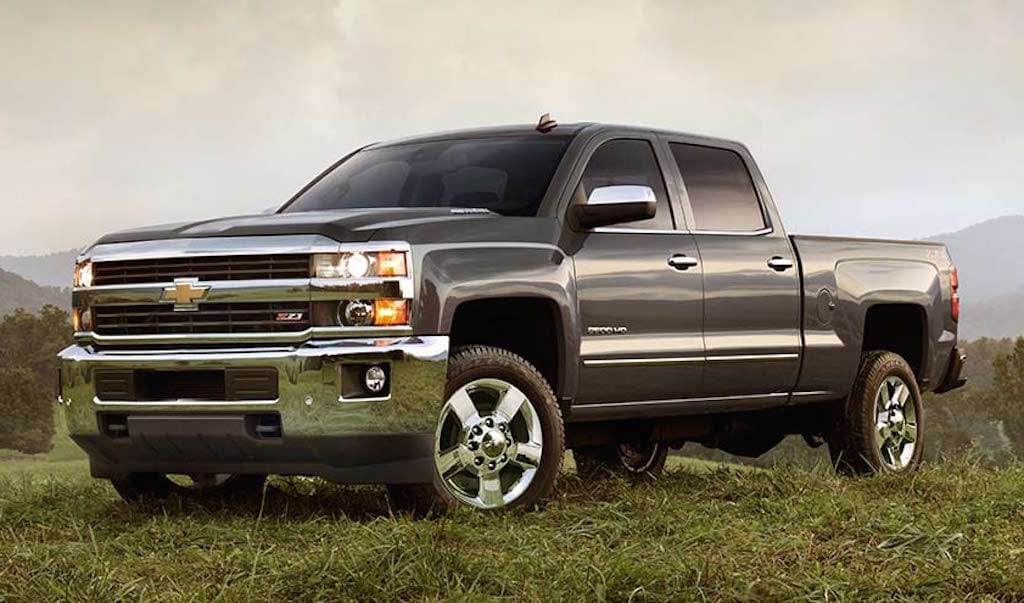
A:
[
  {"left": 93, "top": 302, "right": 310, "bottom": 335},
  {"left": 93, "top": 255, "right": 310, "bottom": 286}
]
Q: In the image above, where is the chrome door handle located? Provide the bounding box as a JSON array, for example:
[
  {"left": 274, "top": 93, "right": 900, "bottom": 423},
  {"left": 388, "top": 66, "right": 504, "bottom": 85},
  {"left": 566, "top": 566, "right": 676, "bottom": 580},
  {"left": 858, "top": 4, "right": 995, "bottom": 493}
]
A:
[
  {"left": 668, "top": 254, "right": 699, "bottom": 270},
  {"left": 767, "top": 256, "right": 794, "bottom": 271}
]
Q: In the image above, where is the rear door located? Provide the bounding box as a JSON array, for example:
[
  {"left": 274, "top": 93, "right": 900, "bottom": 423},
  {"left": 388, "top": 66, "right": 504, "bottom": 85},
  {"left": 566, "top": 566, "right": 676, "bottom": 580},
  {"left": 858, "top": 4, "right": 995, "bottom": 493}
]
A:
[
  {"left": 570, "top": 135, "right": 705, "bottom": 406},
  {"left": 664, "top": 139, "right": 802, "bottom": 401}
]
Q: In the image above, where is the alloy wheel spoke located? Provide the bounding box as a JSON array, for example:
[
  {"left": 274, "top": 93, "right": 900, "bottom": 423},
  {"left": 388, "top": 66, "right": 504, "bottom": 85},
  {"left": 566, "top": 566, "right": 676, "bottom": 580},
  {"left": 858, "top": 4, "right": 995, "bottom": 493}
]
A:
[
  {"left": 437, "top": 444, "right": 472, "bottom": 478},
  {"left": 903, "top": 422, "right": 918, "bottom": 443},
  {"left": 494, "top": 386, "right": 526, "bottom": 422},
  {"left": 447, "top": 387, "right": 480, "bottom": 428},
  {"left": 894, "top": 384, "right": 910, "bottom": 408},
  {"left": 515, "top": 441, "right": 543, "bottom": 468},
  {"left": 478, "top": 473, "right": 504, "bottom": 507}
]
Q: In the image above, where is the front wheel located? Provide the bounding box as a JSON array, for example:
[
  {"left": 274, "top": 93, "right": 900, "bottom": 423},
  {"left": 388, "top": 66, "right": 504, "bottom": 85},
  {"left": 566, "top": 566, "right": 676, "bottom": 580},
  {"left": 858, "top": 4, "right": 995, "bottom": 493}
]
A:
[
  {"left": 388, "top": 345, "right": 565, "bottom": 513},
  {"left": 829, "top": 351, "right": 924, "bottom": 475}
]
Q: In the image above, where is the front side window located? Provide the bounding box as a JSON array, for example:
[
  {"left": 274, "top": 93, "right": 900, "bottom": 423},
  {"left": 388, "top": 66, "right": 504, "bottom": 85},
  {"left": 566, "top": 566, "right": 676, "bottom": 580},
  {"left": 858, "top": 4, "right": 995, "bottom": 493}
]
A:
[
  {"left": 283, "top": 136, "right": 571, "bottom": 217},
  {"left": 576, "top": 139, "right": 672, "bottom": 230},
  {"left": 670, "top": 143, "right": 766, "bottom": 232}
]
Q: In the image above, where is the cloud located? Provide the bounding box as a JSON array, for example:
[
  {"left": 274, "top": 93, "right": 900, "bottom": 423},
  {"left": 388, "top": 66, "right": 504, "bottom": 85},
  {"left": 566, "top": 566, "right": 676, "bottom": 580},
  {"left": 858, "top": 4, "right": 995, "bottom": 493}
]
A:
[{"left": 0, "top": 0, "right": 1021, "bottom": 253}]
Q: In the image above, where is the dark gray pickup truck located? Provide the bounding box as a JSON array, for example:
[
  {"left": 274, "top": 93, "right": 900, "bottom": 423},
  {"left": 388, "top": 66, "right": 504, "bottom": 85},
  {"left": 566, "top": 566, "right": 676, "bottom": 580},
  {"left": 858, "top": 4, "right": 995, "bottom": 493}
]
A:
[{"left": 59, "top": 120, "right": 966, "bottom": 511}]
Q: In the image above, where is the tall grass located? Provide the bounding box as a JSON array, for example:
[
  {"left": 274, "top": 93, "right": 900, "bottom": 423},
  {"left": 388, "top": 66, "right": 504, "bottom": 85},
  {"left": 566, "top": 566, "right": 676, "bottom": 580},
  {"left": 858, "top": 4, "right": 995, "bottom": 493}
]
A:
[{"left": 1, "top": 457, "right": 1021, "bottom": 601}]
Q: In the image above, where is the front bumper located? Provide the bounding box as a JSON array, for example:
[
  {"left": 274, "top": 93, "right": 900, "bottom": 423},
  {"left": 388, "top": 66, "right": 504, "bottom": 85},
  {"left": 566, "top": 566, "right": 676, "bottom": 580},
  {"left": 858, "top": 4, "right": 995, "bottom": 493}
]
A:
[{"left": 58, "top": 336, "right": 448, "bottom": 484}]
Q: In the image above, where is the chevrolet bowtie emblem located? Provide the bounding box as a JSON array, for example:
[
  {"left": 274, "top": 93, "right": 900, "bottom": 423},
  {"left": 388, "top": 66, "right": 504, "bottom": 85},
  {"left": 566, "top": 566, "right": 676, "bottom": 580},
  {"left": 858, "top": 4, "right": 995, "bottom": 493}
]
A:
[{"left": 161, "top": 278, "right": 210, "bottom": 311}]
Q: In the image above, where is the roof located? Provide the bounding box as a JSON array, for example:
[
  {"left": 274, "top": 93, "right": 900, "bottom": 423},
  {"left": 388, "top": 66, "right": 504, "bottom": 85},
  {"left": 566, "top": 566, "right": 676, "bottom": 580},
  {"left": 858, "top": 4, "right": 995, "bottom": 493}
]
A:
[{"left": 366, "top": 121, "right": 743, "bottom": 150}]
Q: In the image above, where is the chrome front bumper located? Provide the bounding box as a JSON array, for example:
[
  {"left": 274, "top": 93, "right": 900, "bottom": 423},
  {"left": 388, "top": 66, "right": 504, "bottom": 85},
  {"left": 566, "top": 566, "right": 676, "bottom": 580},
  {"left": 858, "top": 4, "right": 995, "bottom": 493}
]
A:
[{"left": 57, "top": 336, "right": 449, "bottom": 483}]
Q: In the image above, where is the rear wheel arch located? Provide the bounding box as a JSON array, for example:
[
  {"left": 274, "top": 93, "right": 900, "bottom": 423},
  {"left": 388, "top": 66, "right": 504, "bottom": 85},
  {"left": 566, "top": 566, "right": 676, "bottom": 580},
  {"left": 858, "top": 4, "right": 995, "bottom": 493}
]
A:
[{"left": 861, "top": 303, "right": 929, "bottom": 379}]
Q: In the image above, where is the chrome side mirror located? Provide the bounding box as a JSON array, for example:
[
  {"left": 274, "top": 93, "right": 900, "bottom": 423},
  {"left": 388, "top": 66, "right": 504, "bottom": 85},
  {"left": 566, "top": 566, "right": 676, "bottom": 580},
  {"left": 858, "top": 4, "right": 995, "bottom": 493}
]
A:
[{"left": 572, "top": 185, "right": 656, "bottom": 229}]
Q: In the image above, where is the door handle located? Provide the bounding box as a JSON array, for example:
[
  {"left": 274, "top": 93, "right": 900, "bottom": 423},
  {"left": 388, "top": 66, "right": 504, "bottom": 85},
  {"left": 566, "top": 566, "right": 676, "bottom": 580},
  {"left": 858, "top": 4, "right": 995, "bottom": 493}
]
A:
[
  {"left": 668, "top": 254, "right": 699, "bottom": 270},
  {"left": 767, "top": 256, "right": 795, "bottom": 272}
]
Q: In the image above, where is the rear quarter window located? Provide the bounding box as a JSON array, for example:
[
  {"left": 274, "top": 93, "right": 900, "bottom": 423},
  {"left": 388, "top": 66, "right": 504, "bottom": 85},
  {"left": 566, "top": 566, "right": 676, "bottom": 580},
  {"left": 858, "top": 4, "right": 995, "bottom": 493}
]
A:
[{"left": 670, "top": 143, "right": 766, "bottom": 232}]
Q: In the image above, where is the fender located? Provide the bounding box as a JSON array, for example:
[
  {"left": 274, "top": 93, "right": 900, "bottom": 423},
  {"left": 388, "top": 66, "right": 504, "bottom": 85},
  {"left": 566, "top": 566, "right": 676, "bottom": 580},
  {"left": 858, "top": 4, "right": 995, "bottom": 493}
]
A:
[{"left": 410, "top": 242, "right": 580, "bottom": 398}]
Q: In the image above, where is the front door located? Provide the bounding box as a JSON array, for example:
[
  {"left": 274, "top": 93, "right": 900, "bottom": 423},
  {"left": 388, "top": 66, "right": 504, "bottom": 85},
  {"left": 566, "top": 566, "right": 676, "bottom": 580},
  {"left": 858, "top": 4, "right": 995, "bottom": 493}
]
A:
[
  {"left": 570, "top": 137, "right": 705, "bottom": 406},
  {"left": 666, "top": 141, "right": 802, "bottom": 400}
]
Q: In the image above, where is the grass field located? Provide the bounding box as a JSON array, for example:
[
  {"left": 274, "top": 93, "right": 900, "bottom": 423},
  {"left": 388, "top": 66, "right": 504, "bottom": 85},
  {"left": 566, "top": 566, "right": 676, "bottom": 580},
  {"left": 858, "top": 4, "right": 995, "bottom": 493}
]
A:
[{"left": 1, "top": 454, "right": 1022, "bottom": 602}]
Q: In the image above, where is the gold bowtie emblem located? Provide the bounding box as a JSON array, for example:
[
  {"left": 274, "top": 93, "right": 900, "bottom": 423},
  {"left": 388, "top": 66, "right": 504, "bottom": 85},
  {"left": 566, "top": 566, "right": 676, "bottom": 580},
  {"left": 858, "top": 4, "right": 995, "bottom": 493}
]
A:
[{"left": 161, "top": 278, "right": 210, "bottom": 311}]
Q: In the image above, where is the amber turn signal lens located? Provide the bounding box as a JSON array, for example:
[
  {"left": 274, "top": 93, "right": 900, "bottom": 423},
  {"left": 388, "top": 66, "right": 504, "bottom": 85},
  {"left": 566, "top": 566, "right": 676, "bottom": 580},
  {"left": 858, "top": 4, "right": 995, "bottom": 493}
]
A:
[
  {"left": 377, "top": 251, "right": 408, "bottom": 277},
  {"left": 373, "top": 299, "right": 409, "bottom": 326}
]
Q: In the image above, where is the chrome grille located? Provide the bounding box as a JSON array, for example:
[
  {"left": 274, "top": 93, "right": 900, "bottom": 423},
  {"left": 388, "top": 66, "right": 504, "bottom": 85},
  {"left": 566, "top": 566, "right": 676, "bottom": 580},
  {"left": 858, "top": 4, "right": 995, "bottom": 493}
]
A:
[
  {"left": 93, "top": 302, "right": 311, "bottom": 335},
  {"left": 92, "top": 255, "right": 310, "bottom": 286}
]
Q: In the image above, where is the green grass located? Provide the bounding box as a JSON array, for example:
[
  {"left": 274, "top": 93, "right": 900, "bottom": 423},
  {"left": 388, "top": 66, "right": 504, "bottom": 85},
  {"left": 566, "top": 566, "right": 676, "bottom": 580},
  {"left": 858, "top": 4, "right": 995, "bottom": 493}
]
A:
[{"left": 0, "top": 457, "right": 1022, "bottom": 601}]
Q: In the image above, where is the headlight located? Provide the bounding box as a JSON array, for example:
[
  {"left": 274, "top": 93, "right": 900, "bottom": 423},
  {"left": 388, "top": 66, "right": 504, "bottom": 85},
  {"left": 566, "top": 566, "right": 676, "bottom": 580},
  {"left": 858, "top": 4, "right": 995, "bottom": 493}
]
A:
[
  {"left": 312, "top": 250, "right": 408, "bottom": 279},
  {"left": 74, "top": 260, "right": 93, "bottom": 288}
]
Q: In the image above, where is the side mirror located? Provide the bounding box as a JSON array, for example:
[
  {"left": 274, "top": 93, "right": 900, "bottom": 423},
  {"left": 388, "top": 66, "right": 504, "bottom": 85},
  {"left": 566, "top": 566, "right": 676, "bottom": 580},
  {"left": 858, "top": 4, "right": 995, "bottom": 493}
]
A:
[{"left": 571, "top": 185, "right": 657, "bottom": 229}]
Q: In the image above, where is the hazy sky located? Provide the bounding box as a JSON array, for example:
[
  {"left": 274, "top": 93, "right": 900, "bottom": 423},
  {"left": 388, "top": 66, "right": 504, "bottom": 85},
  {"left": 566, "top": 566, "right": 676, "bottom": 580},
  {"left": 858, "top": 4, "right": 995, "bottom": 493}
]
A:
[{"left": 1, "top": 0, "right": 1021, "bottom": 254}]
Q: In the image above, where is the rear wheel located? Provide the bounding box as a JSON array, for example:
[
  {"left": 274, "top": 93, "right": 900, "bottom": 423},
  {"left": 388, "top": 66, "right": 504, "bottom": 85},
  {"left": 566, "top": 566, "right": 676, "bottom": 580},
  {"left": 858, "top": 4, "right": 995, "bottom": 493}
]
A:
[
  {"left": 573, "top": 441, "right": 668, "bottom": 479},
  {"left": 829, "top": 351, "right": 924, "bottom": 475},
  {"left": 111, "top": 473, "right": 267, "bottom": 504},
  {"left": 387, "top": 345, "right": 565, "bottom": 513}
]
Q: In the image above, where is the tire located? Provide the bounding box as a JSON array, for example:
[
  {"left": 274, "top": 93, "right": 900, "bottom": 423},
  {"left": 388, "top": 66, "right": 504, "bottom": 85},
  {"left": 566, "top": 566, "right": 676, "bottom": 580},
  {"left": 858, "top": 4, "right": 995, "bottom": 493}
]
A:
[
  {"left": 388, "top": 345, "right": 565, "bottom": 513},
  {"left": 829, "top": 351, "right": 924, "bottom": 475},
  {"left": 573, "top": 441, "right": 668, "bottom": 480},
  {"left": 111, "top": 473, "right": 267, "bottom": 504}
]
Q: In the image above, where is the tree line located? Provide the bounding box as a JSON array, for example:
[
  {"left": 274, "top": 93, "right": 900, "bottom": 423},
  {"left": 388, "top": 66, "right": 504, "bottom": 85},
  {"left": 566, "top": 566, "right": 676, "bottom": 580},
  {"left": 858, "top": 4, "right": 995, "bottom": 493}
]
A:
[{"left": 0, "top": 305, "right": 70, "bottom": 453}]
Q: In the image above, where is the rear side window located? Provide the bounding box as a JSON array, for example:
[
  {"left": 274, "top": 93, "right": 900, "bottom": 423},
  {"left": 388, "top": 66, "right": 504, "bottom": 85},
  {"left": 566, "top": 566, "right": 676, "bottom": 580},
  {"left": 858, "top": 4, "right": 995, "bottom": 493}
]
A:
[
  {"left": 670, "top": 143, "right": 766, "bottom": 232},
  {"left": 577, "top": 139, "right": 672, "bottom": 230}
]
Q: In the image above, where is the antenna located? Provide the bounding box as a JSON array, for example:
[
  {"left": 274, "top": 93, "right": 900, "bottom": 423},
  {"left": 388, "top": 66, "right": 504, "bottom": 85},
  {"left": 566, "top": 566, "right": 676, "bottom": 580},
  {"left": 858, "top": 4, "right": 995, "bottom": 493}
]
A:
[{"left": 536, "top": 113, "right": 557, "bottom": 133}]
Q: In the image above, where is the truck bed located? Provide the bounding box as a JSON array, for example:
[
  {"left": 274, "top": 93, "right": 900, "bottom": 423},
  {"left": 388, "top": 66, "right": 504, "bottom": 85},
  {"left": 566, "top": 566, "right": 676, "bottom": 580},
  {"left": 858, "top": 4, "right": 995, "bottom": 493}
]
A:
[{"left": 789, "top": 234, "right": 958, "bottom": 399}]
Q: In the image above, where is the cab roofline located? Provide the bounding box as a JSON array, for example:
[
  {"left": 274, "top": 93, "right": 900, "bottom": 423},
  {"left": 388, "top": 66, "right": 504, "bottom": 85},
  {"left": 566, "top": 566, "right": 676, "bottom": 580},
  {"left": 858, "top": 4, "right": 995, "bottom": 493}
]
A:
[{"left": 365, "top": 122, "right": 744, "bottom": 151}]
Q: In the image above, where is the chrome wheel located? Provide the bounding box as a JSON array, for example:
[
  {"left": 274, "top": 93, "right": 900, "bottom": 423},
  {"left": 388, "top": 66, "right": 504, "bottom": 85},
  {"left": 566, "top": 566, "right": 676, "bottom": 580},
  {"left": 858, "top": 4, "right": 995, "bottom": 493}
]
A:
[
  {"left": 434, "top": 378, "right": 543, "bottom": 509},
  {"left": 873, "top": 375, "right": 918, "bottom": 471}
]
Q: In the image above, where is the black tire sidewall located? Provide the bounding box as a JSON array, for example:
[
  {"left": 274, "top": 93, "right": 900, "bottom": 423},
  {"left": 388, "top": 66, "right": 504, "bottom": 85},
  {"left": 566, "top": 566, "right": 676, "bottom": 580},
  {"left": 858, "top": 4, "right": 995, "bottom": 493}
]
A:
[
  {"left": 431, "top": 346, "right": 565, "bottom": 511},
  {"left": 835, "top": 351, "right": 924, "bottom": 474}
]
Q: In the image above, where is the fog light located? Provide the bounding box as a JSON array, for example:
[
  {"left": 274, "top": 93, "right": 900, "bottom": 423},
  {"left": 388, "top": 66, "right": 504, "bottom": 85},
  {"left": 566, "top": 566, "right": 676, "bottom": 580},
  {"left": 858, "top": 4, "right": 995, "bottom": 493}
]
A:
[
  {"left": 72, "top": 307, "right": 93, "bottom": 332},
  {"left": 341, "top": 300, "right": 374, "bottom": 326},
  {"left": 364, "top": 365, "right": 387, "bottom": 394}
]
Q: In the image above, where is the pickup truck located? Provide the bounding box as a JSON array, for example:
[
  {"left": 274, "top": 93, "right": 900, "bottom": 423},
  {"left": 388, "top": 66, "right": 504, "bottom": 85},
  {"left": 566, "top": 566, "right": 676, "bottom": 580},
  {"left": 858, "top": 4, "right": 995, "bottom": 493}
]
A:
[{"left": 58, "top": 119, "right": 966, "bottom": 511}]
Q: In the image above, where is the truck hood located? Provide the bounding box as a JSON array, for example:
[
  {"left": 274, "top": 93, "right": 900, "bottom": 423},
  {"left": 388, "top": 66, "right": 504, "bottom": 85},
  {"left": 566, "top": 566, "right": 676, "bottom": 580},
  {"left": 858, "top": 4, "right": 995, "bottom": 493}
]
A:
[{"left": 92, "top": 208, "right": 499, "bottom": 246}]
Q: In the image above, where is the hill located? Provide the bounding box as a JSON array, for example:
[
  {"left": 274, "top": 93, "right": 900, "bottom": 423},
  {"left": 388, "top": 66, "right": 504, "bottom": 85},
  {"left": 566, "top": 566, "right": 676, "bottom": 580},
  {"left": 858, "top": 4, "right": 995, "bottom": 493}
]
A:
[
  {"left": 927, "top": 215, "right": 1024, "bottom": 302},
  {"left": 925, "top": 215, "right": 1024, "bottom": 339},
  {"left": 0, "top": 248, "right": 80, "bottom": 288},
  {"left": 0, "top": 268, "right": 70, "bottom": 316}
]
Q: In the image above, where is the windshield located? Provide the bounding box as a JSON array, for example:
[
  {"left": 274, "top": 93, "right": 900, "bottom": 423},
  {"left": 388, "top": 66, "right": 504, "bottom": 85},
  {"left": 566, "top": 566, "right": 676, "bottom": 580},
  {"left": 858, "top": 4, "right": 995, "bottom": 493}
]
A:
[{"left": 282, "top": 135, "right": 571, "bottom": 216}]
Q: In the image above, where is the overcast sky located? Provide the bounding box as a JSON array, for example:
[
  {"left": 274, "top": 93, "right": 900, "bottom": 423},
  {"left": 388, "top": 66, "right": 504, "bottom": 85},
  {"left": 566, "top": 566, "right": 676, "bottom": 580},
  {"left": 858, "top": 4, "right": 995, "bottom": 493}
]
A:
[{"left": 0, "top": 0, "right": 1021, "bottom": 254}]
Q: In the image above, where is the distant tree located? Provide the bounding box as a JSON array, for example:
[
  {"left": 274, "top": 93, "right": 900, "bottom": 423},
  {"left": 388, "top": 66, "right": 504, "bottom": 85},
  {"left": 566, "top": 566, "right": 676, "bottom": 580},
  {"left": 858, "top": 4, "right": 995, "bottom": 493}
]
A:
[
  {"left": 0, "top": 367, "right": 53, "bottom": 454},
  {"left": 989, "top": 337, "right": 1024, "bottom": 453},
  {"left": 0, "top": 306, "right": 70, "bottom": 454},
  {"left": 0, "top": 305, "right": 72, "bottom": 393}
]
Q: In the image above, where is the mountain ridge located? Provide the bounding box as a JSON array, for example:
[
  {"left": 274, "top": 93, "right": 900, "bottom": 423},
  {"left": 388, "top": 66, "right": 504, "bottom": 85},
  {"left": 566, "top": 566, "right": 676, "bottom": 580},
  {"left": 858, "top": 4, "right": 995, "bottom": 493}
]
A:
[{"left": 0, "top": 268, "right": 70, "bottom": 317}]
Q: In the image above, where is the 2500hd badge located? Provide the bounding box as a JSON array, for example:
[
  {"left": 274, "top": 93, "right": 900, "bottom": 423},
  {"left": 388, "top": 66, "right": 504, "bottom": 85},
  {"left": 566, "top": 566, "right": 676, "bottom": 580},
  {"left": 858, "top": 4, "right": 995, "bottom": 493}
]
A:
[{"left": 59, "top": 118, "right": 966, "bottom": 512}]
